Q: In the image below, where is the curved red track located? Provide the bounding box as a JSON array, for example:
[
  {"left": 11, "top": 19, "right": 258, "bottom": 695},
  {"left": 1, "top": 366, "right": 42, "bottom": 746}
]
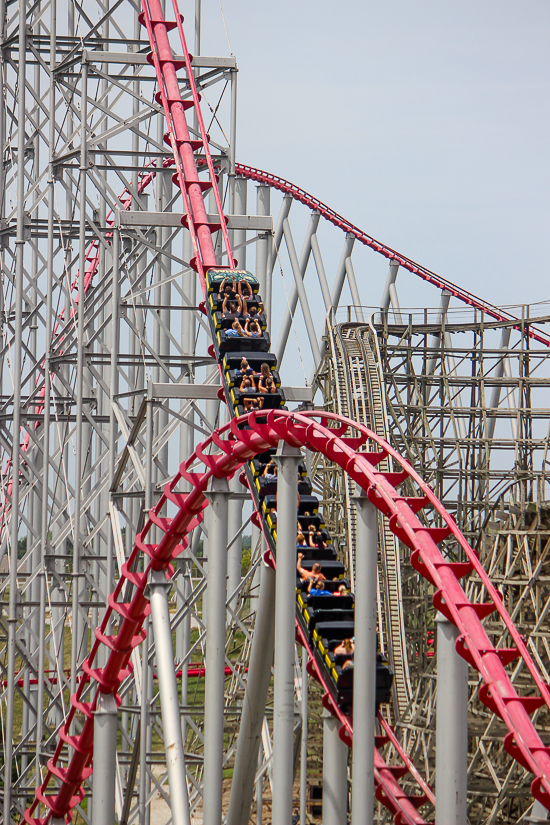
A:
[
  {"left": 24, "top": 410, "right": 550, "bottom": 823},
  {"left": 235, "top": 163, "right": 550, "bottom": 347}
]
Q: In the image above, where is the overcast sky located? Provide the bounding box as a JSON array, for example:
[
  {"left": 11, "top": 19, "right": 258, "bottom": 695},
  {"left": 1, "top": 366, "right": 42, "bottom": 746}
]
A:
[{"left": 199, "top": 0, "right": 550, "bottom": 312}]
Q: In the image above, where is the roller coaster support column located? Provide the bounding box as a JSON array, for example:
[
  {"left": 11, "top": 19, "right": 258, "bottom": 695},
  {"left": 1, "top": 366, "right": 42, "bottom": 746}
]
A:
[
  {"left": 92, "top": 693, "right": 118, "bottom": 825},
  {"left": 323, "top": 709, "right": 349, "bottom": 825},
  {"left": 435, "top": 613, "right": 467, "bottom": 825},
  {"left": 4, "top": 4, "right": 26, "bottom": 815},
  {"left": 380, "top": 259, "right": 400, "bottom": 311},
  {"left": 204, "top": 477, "right": 230, "bottom": 825},
  {"left": 256, "top": 184, "right": 272, "bottom": 326},
  {"left": 487, "top": 326, "right": 512, "bottom": 441},
  {"left": 234, "top": 176, "right": 247, "bottom": 268},
  {"left": 227, "top": 475, "right": 243, "bottom": 614},
  {"left": 300, "top": 649, "right": 308, "bottom": 825},
  {"left": 149, "top": 570, "right": 191, "bottom": 825},
  {"left": 227, "top": 561, "right": 276, "bottom": 825},
  {"left": 351, "top": 486, "right": 378, "bottom": 825},
  {"left": 272, "top": 442, "right": 302, "bottom": 825}
]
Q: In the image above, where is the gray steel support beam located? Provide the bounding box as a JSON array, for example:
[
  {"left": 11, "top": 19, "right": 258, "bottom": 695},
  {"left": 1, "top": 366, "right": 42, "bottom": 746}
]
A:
[
  {"left": 275, "top": 213, "right": 320, "bottom": 365},
  {"left": 322, "top": 709, "right": 349, "bottom": 825},
  {"left": 106, "top": 223, "right": 121, "bottom": 627},
  {"left": 176, "top": 556, "right": 192, "bottom": 746},
  {"left": 308, "top": 232, "right": 357, "bottom": 382},
  {"left": 203, "top": 477, "right": 230, "bottom": 825},
  {"left": 345, "top": 257, "right": 365, "bottom": 323},
  {"left": 388, "top": 282, "right": 403, "bottom": 323},
  {"left": 227, "top": 475, "right": 243, "bottom": 615},
  {"left": 250, "top": 523, "right": 262, "bottom": 598},
  {"left": 310, "top": 234, "right": 332, "bottom": 312},
  {"left": 330, "top": 233, "right": 356, "bottom": 310},
  {"left": 234, "top": 176, "right": 247, "bottom": 269},
  {"left": 202, "top": 506, "right": 210, "bottom": 630},
  {"left": 256, "top": 745, "right": 263, "bottom": 825},
  {"left": 269, "top": 194, "right": 292, "bottom": 276},
  {"left": 70, "top": 58, "right": 89, "bottom": 704},
  {"left": 227, "top": 561, "right": 276, "bottom": 825},
  {"left": 149, "top": 570, "right": 191, "bottom": 825},
  {"left": 427, "top": 290, "right": 452, "bottom": 375},
  {"left": 299, "top": 649, "right": 308, "bottom": 825},
  {"left": 256, "top": 184, "right": 271, "bottom": 325},
  {"left": 82, "top": 50, "right": 237, "bottom": 68},
  {"left": 351, "top": 487, "right": 378, "bottom": 825},
  {"left": 139, "top": 616, "right": 150, "bottom": 825},
  {"left": 487, "top": 326, "right": 512, "bottom": 441},
  {"left": 272, "top": 443, "right": 302, "bottom": 825},
  {"left": 4, "top": 6, "right": 26, "bottom": 814},
  {"left": 119, "top": 212, "right": 272, "bottom": 230},
  {"left": 195, "top": 0, "right": 201, "bottom": 54},
  {"left": 380, "top": 259, "right": 399, "bottom": 311},
  {"left": 92, "top": 693, "right": 118, "bottom": 825},
  {"left": 228, "top": 69, "right": 237, "bottom": 217},
  {"left": 35, "top": 5, "right": 57, "bottom": 776},
  {"left": 435, "top": 614, "right": 467, "bottom": 825},
  {"left": 442, "top": 331, "right": 467, "bottom": 443}
]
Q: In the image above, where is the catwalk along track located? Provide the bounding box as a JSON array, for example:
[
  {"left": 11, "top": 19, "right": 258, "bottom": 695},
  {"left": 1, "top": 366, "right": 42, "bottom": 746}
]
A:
[{"left": 15, "top": 1, "right": 550, "bottom": 823}]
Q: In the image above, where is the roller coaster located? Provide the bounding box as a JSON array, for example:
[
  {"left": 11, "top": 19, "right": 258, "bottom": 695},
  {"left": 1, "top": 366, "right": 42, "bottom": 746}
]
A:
[{"left": 1, "top": 1, "right": 550, "bottom": 824}]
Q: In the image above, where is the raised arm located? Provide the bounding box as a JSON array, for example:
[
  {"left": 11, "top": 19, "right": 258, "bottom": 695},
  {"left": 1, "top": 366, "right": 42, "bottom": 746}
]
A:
[
  {"left": 296, "top": 552, "right": 308, "bottom": 580},
  {"left": 218, "top": 277, "right": 228, "bottom": 299},
  {"left": 238, "top": 278, "right": 253, "bottom": 299}
]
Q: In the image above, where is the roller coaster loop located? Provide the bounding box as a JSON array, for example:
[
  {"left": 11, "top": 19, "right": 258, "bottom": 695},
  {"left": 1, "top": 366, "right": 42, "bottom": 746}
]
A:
[{"left": 25, "top": 409, "right": 550, "bottom": 823}]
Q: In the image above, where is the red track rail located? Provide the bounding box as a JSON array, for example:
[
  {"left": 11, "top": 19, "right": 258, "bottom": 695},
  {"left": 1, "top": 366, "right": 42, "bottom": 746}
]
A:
[
  {"left": 24, "top": 410, "right": 550, "bottom": 822},
  {"left": 236, "top": 163, "right": 550, "bottom": 347}
]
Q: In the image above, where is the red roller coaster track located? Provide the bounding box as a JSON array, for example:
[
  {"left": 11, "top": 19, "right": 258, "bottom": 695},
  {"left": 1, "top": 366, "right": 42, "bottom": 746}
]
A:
[
  {"left": 235, "top": 163, "right": 550, "bottom": 348},
  {"left": 24, "top": 410, "right": 550, "bottom": 823},
  {"left": 19, "top": 1, "right": 550, "bottom": 822}
]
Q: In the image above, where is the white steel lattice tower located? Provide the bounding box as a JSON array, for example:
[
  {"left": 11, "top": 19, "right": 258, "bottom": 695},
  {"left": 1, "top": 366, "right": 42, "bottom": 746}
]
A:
[{"left": 0, "top": 1, "right": 253, "bottom": 820}]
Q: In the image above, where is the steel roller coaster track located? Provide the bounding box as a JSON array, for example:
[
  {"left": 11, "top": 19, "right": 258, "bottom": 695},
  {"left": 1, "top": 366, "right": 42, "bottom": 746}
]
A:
[
  {"left": 235, "top": 164, "right": 550, "bottom": 349},
  {"left": 24, "top": 406, "right": 550, "bottom": 822},
  {"left": 12, "top": 0, "right": 550, "bottom": 822}
]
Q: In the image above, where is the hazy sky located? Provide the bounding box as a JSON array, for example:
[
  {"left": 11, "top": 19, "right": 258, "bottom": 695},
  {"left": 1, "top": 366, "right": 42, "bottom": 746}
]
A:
[{"left": 199, "top": 0, "right": 550, "bottom": 311}]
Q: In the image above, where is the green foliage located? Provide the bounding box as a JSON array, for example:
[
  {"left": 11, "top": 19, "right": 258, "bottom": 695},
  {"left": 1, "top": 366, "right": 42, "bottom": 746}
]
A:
[{"left": 241, "top": 535, "right": 251, "bottom": 575}]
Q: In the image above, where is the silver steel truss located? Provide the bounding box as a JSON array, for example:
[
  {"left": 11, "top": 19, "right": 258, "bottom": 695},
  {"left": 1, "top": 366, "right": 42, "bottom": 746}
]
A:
[
  {"left": 317, "top": 307, "right": 550, "bottom": 822},
  {"left": 0, "top": 2, "right": 399, "bottom": 821},
  {"left": 0, "top": 1, "right": 261, "bottom": 820}
]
